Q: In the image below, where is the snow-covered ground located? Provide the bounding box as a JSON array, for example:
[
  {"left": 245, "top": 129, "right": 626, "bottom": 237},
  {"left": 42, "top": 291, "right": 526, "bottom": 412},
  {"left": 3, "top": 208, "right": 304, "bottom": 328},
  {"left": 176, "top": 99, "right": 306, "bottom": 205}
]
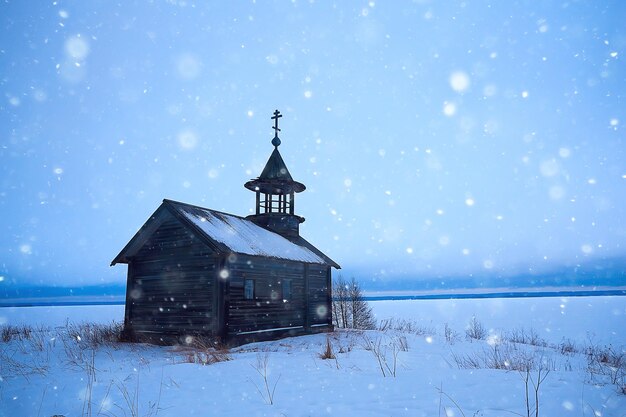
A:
[
  {"left": 1, "top": 296, "right": 624, "bottom": 416},
  {"left": 371, "top": 296, "right": 626, "bottom": 346}
]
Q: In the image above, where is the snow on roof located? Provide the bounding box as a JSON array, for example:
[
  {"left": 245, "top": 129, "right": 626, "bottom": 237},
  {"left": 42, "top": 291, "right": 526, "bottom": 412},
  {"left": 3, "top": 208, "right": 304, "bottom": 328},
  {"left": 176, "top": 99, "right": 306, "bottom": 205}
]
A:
[{"left": 175, "top": 203, "right": 326, "bottom": 264}]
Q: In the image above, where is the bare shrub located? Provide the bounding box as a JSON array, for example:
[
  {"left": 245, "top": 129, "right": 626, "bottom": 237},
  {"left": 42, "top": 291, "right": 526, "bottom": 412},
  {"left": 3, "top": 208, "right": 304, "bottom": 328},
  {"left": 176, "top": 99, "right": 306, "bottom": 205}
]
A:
[
  {"left": 465, "top": 316, "right": 486, "bottom": 341},
  {"left": 336, "top": 331, "right": 360, "bottom": 354},
  {"left": 396, "top": 335, "right": 409, "bottom": 352},
  {"left": 443, "top": 323, "right": 459, "bottom": 345},
  {"left": 585, "top": 344, "right": 626, "bottom": 391},
  {"left": 506, "top": 328, "right": 547, "bottom": 347},
  {"left": 450, "top": 351, "right": 482, "bottom": 369},
  {"left": 250, "top": 352, "right": 280, "bottom": 405},
  {"left": 332, "top": 276, "right": 375, "bottom": 330},
  {"left": 332, "top": 275, "right": 350, "bottom": 328},
  {"left": 362, "top": 335, "right": 402, "bottom": 377},
  {"left": 520, "top": 367, "right": 550, "bottom": 417},
  {"left": 348, "top": 277, "right": 376, "bottom": 330},
  {"left": 559, "top": 338, "right": 578, "bottom": 355}
]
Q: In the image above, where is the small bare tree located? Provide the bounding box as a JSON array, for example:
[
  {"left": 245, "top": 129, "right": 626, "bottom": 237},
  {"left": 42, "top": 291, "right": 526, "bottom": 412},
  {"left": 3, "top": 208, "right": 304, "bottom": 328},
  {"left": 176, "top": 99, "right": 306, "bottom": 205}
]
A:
[
  {"left": 465, "top": 316, "right": 487, "bottom": 341},
  {"left": 332, "top": 275, "right": 350, "bottom": 328},
  {"left": 332, "top": 276, "right": 375, "bottom": 330},
  {"left": 348, "top": 277, "right": 376, "bottom": 330}
]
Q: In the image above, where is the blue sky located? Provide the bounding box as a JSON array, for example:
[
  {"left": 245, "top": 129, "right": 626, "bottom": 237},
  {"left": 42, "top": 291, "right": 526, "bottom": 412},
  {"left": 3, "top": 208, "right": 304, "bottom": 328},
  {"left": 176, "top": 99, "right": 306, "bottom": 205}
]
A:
[{"left": 1, "top": 1, "right": 625, "bottom": 287}]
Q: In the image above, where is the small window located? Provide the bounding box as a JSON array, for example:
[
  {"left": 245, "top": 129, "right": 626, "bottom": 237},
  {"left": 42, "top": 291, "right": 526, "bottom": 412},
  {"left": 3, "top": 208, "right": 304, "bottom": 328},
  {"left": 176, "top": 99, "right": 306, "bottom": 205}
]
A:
[
  {"left": 244, "top": 279, "right": 255, "bottom": 300},
  {"left": 282, "top": 279, "right": 292, "bottom": 302}
]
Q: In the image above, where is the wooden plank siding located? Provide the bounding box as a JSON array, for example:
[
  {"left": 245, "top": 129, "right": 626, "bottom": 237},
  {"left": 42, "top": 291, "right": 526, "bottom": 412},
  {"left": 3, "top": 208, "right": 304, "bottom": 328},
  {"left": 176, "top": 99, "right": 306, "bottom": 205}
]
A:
[
  {"left": 125, "top": 219, "right": 217, "bottom": 341},
  {"left": 307, "top": 265, "right": 332, "bottom": 326},
  {"left": 226, "top": 256, "right": 307, "bottom": 335}
]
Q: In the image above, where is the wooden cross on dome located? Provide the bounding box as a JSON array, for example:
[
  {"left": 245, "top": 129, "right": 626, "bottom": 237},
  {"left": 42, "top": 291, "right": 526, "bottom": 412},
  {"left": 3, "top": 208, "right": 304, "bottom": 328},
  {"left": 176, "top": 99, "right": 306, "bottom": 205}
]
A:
[{"left": 271, "top": 109, "right": 282, "bottom": 147}]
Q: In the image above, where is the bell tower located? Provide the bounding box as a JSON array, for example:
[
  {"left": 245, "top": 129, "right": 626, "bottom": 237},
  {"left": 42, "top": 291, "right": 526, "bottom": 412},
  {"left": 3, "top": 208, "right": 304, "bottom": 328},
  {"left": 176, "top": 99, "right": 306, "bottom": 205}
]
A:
[{"left": 244, "top": 110, "right": 306, "bottom": 239}]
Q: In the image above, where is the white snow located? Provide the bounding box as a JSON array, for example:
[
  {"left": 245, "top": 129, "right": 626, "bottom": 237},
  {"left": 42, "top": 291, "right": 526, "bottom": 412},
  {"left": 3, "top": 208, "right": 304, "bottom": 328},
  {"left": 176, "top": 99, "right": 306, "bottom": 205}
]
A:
[
  {"left": 1, "top": 296, "right": 624, "bottom": 416},
  {"left": 449, "top": 71, "right": 470, "bottom": 93},
  {"left": 180, "top": 208, "right": 326, "bottom": 264},
  {"left": 64, "top": 35, "right": 89, "bottom": 61},
  {"left": 177, "top": 129, "right": 198, "bottom": 149}
]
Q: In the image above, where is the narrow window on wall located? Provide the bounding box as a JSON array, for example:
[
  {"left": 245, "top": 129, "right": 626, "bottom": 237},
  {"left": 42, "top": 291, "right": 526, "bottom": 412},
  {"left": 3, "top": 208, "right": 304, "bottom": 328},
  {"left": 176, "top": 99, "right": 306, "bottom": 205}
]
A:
[
  {"left": 282, "top": 279, "right": 292, "bottom": 302},
  {"left": 244, "top": 279, "right": 255, "bottom": 300}
]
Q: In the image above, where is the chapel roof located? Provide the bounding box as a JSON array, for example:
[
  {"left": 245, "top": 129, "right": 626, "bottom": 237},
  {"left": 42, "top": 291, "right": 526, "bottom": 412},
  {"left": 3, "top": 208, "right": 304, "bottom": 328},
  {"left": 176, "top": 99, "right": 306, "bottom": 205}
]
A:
[{"left": 111, "top": 199, "right": 339, "bottom": 268}]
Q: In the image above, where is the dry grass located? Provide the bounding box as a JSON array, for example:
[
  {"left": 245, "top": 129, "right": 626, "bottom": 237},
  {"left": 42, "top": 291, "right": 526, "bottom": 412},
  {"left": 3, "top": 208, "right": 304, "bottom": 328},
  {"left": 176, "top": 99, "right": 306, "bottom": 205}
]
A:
[
  {"left": 0, "top": 324, "right": 51, "bottom": 379},
  {"left": 65, "top": 321, "right": 123, "bottom": 348},
  {"left": 585, "top": 343, "right": 626, "bottom": 391},
  {"left": 378, "top": 317, "right": 435, "bottom": 336},
  {"left": 1, "top": 324, "right": 33, "bottom": 342},
  {"left": 452, "top": 340, "right": 550, "bottom": 372},
  {"left": 362, "top": 334, "right": 403, "bottom": 377},
  {"left": 250, "top": 352, "right": 280, "bottom": 405},
  {"left": 319, "top": 335, "right": 336, "bottom": 360},
  {"left": 181, "top": 348, "right": 231, "bottom": 365},
  {"left": 173, "top": 336, "right": 231, "bottom": 366}
]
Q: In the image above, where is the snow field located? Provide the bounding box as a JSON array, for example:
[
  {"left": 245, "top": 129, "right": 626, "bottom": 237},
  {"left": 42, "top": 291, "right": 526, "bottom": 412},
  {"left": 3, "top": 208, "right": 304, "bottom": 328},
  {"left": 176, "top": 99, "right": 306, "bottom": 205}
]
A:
[
  {"left": 0, "top": 297, "right": 624, "bottom": 416},
  {"left": 371, "top": 296, "right": 626, "bottom": 346}
]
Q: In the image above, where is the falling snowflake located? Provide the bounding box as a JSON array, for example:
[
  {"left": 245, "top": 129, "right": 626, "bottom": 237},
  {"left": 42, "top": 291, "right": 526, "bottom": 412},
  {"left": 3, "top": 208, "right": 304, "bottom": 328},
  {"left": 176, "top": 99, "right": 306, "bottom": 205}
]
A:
[
  {"left": 65, "top": 35, "right": 89, "bottom": 60},
  {"left": 443, "top": 101, "right": 457, "bottom": 116},
  {"left": 449, "top": 71, "right": 470, "bottom": 92}
]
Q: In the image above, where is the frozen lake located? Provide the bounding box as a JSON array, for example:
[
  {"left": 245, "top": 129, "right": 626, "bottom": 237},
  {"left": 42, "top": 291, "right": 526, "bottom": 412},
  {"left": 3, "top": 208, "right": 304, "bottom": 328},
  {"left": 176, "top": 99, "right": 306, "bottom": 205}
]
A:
[{"left": 1, "top": 295, "right": 624, "bottom": 346}]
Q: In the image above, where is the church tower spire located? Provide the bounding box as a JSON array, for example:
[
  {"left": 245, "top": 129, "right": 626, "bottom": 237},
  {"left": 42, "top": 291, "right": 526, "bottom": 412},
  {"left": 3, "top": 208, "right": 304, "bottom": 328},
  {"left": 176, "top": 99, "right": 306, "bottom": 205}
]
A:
[{"left": 244, "top": 110, "right": 306, "bottom": 239}]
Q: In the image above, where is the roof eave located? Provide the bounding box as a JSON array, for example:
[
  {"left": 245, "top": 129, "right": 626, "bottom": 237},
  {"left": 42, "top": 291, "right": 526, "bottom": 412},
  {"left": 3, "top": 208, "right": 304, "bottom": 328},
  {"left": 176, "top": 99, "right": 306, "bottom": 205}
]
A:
[
  {"left": 291, "top": 236, "right": 341, "bottom": 269},
  {"left": 110, "top": 203, "right": 172, "bottom": 266}
]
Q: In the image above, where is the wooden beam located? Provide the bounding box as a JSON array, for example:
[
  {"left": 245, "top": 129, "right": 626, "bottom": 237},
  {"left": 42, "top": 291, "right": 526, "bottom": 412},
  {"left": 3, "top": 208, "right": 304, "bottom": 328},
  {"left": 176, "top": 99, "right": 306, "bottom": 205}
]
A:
[
  {"left": 326, "top": 267, "right": 333, "bottom": 327},
  {"left": 215, "top": 256, "right": 227, "bottom": 340},
  {"left": 123, "top": 262, "right": 135, "bottom": 339},
  {"left": 304, "top": 263, "right": 310, "bottom": 331}
]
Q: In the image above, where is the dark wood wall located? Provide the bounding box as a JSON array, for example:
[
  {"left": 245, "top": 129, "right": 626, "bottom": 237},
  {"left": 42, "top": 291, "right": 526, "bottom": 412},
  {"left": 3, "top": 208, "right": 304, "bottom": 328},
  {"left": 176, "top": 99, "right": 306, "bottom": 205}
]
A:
[
  {"left": 226, "top": 256, "right": 306, "bottom": 335},
  {"left": 125, "top": 219, "right": 217, "bottom": 339},
  {"left": 307, "top": 264, "right": 332, "bottom": 326},
  {"left": 225, "top": 255, "right": 331, "bottom": 336}
]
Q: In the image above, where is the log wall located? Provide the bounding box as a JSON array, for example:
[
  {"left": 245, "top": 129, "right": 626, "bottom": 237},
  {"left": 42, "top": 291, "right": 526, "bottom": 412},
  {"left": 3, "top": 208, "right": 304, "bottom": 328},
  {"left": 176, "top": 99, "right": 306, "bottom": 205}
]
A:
[{"left": 125, "top": 219, "right": 217, "bottom": 339}]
